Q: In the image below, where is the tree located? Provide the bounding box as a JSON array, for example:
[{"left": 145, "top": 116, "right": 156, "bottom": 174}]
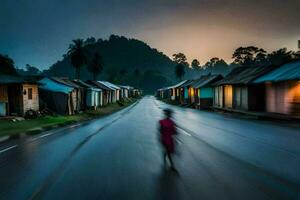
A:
[
  {"left": 267, "top": 48, "right": 293, "bottom": 66},
  {"left": 68, "top": 39, "right": 87, "bottom": 79},
  {"left": 175, "top": 63, "right": 185, "bottom": 80},
  {"left": 0, "top": 54, "right": 18, "bottom": 76},
  {"left": 191, "top": 59, "right": 201, "bottom": 69},
  {"left": 25, "top": 64, "right": 41, "bottom": 75},
  {"left": 84, "top": 37, "right": 96, "bottom": 45},
  {"left": 88, "top": 52, "right": 103, "bottom": 80},
  {"left": 204, "top": 57, "right": 227, "bottom": 69},
  {"left": 203, "top": 57, "right": 229, "bottom": 74},
  {"left": 232, "top": 46, "right": 266, "bottom": 67},
  {"left": 133, "top": 68, "right": 141, "bottom": 87},
  {"left": 133, "top": 68, "right": 140, "bottom": 77},
  {"left": 119, "top": 68, "right": 128, "bottom": 76},
  {"left": 172, "top": 53, "right": 189, "bottom": 67}
]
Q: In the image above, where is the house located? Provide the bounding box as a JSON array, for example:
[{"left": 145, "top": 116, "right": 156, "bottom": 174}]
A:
[
  {"left": 38, "top": 77, "right": 74, "bottom": 115},
  {"left": 50, "top": 77, "right": 84, "bottom": 112},
  {"left": 191, "top": 74, "right": 223, "bottom": 109},
  {"left": 132, "top": 88, "right": 142, "bottom": 97},
  {"left": 119, "top": 85, "right": 134, "bottom": 99},
  {"left": 0, "top": 75, "right": 39, "bottom": 116},
  {"left": 253, "top": 60, "right": 300, "bottom": 116},
  {"left": 178, "top": 80, "right": 196, "bottom": 104},
  {"left": 99, "top": 81, "right": 121, "bottom": 102},
  {"left": 73, "top": 80, "right": 103, "bottom": 109},
  {"left": 167, "top": 80, "right": 188, "bottom": 101},
  {"left": 213, "top": 65, "right": 276, "bottom": 111},
  {"left": 86, "top": 80, "right": 113, "bottom": 105}
]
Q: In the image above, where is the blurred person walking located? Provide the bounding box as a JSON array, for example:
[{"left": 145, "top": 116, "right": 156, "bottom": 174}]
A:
[{"left": 159, "top": 108, "right": 178, "bottom": 170}]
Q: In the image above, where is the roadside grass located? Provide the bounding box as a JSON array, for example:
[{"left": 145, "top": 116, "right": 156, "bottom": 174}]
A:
[{"left": 0, "top": 98, "right": 137, "bottom": 138}]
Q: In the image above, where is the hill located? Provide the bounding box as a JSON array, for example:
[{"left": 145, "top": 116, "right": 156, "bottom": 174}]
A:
[{"left": 44, "top": 35, "right": 177, "bottom": 93}]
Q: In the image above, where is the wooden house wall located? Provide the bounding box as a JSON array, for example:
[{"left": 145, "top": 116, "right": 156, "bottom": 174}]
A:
[
  {"left": 71, "top": 90, "right": 77, "bottom": 112},
  {"left": 213, "top": 86, "right": 223, "bottom": 107},
  {"left": 86, "top": 90, "right": 94, "bottom": 107},
  {"left": 0, "top": 85, "right": 8, "bottom": 102},
  {"left": 22, "top": 84, "right": 39, "bottom": 114},
  {"left": 7, "top": 84, "right": 22, "bottom": 115},
  {"left": 265, "top": 81, "right": 300, "bottom": 115},
  {"left": 233, "top": 86, "right": 248, "bottom": 110}
]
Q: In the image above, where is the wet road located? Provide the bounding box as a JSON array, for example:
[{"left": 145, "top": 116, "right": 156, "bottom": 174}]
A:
[{"left": 0, "top": 96, "right": 300, "bottom": 200}]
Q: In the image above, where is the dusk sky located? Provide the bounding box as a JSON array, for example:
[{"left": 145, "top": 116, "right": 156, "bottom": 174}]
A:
[{"left": 1, "top": 0, "right": 299, "bottom": 70}]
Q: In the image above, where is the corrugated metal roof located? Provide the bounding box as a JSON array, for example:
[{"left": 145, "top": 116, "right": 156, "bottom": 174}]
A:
[
  {"left": 167, "top": 80, "right": 188, "bottom": 89},
  {"left": 119, "top": 85, "right": 134, "bottom": 90},
  {"left": 0, "top": 75, "right": 39, "bottom": 84},
  {"left": 73, "top": 80, "right": 102, "bottom": 91},
  {"left": 50, "top": 77, "right": 83, "bottom": 89},
  {"left": 39, "top": 77, "right": 74, "bottom": 94},
  {"left": 215, "top": 65, "right": 276, "bottom": 85},
  {"left": 180, "top": 80, "right": 196, "bottom": 88},
  {"left": 254, "top": 60, "right": 300, "bottom": 83},
  {"left": 192, "top": 74, "right": 223, "bottom": 88},
  {"left": 86, "top": 80, "right": 112, "bottom": 90},
  {"left": 100, "top": 81, "right": 121, "bottom": 90},
  {"left": 0, "top": 75, "right": 24, "bottom": 84}
]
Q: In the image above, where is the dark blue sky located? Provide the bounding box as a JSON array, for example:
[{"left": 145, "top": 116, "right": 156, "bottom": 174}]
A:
[{"left": 1, "top": 0, "right": 300, "bottom": 70}]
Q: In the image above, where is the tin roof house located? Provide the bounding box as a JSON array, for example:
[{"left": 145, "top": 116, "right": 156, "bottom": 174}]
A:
[
  {"left": 38, "top": 77, "right": 75, "bottom": 115},
  {"left": 0, "top": 75, "right": 40, "bottom": 116},
  {"left": 191, "top": 74, "right": 223, "bottom": 109},
  {"left": 213, "top": 65, "right": 276, "bottom": 111},
  {"left": 254, "top": 60, "right": 300, "bottom": 116},
  {"left": 86, "top": 80, "right": 113, "bottom": 105},
  {"left": 50, "top": 77, "right": 84, "bottom": 112},
  {"left": 73, "top": 79, "right": 103, "bottom": 109}
]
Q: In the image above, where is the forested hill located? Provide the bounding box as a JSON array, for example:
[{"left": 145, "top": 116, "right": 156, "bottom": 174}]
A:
[{"left": 44, "top": 35, "right": 177, "bottom": 93}]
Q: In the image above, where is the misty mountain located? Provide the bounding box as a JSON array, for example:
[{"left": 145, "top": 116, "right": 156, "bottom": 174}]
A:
[
  {"left": 44, "top": 35, "right": 179, "bottom": 93},
  {"left": 44, "top": 35, "right": 232, "bottom": 93}
]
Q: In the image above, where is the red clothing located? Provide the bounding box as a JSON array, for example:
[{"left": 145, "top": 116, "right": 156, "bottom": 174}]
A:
[{"left": 159, "top": 118, "right": 176, "bottom": 153}]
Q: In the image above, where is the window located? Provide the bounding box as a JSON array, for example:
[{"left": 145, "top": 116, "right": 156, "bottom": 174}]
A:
[{"left": 28, "top": 88, "right": 33, "bottom": 100}]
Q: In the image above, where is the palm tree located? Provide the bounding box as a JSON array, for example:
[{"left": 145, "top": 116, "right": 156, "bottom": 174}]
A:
[
  {"left": 68, "top": 39, "right": 86, "bottom": 79},
  {"left": 88, "top": 52, "right": 103, "bottom": 80}
]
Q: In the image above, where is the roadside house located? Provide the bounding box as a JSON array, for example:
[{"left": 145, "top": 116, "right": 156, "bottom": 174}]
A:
[
  {"left": 168, "top": 80, "right": 188, "bottom": 102},
  {"left": 73, "top": 79, "right": 102, "bottom": 109},
  {"left": 0, "top": 75, "right": 39, "bottom": 116},
  {"left": 50, "top": 77, "right": 84, "bottom": 112},
  {"left": 99, "top": 81, "right": 121, "bottom": 102},
  {"left": 213, "top": 65, "right": 276, "bottom": 111},
  {"left": 38, "top": 77, "right": 74, "bottom": 115},
  {"left": 191, "top": 74, "right": 223, "bottom": 109},
  {"left": 86, "top": 80, "right": 112, "bottom": 105},
  {"left": 253, "top": 60, "right": 300, "bottom": 116},
  {"left": 178, "top": 80, "right": 196, "bottom": 104},
  {"left": 119, "top": 85, "right": 133, "bottom": 99}
]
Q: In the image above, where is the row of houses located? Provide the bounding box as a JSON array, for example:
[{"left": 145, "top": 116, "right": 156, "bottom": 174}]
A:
[
  {"left": 0, "top": 76, "right": 140, "bottom": 117},
  {"left": 157, "top": 60, "right": 300, "bottom": 116}
]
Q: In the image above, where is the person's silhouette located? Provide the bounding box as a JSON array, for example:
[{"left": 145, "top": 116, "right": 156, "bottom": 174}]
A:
[{"left": 159, "top": 109, "right": 177, "bottom": 170}]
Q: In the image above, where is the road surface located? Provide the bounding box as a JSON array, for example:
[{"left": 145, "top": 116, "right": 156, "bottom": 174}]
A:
[{"left": 0, "top": 96, "right": 299, "bottom": 200}]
